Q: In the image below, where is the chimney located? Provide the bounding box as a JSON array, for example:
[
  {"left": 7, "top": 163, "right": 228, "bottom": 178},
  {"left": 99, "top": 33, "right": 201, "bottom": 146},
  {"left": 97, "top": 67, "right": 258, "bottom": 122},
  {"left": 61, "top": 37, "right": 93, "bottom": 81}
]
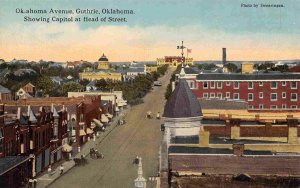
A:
[
  {"left": 287, "top": 118, "right": 298, "bottom": 144},
  {"left": 222, "top": 48, "right": 226, "bottom": 65},
  {"left": 242, "top": 63, "right": 254, "bottom": 74},
  {"left": 230, "top": 119, "right": 241, "bottom": 139},
  {"left": 233, "top": 144, "right": 244, "bottom": 157}
]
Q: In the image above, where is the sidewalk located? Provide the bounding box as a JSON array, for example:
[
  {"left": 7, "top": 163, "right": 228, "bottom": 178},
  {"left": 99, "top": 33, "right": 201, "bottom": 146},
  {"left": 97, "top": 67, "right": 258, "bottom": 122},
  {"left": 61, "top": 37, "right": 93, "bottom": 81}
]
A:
[{"left": 36, "top": 107, "right": 130, "bottom": 188}]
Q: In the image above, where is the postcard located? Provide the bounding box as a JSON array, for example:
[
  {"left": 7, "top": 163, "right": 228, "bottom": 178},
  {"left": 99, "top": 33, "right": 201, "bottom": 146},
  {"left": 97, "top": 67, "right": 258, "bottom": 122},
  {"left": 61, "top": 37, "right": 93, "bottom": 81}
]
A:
[{"left": 0, "top": 0, "right": 299, "bottom": 188}]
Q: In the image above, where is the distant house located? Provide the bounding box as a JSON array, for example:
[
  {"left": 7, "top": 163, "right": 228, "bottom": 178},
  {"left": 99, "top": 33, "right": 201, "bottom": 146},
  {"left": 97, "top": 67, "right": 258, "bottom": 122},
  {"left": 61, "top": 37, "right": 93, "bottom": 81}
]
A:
[
  {"left": 50, "top": 76, "right": 64, "bottom": 85},
  {"left": 16, "top": 88, "right": 33, "bottom": 99},
  {"left": 13, "top": 69, "right": 37, "bottom": 77},
  {"left": 16, "top": 82, "right": 36, "bottom": 99},
  {"left": 86, "top": 81, "right": 97, "bottom": 91},
  {"left": 67, "top": 61, "right": 82, "bottom": 69},
  {"left": 0, "top": 85, "right": 12, "bottom": 101}
]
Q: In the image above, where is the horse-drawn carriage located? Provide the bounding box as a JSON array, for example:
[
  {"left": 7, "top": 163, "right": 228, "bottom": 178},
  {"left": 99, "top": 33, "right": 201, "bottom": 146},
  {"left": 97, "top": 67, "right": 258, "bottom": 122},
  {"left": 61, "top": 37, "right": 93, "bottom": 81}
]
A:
[
  {"left": 73, "top": 155, "right": 88, "bottom": 166},
  {"left": 90, "top": 148, "right": 104, "bottom": 159}
]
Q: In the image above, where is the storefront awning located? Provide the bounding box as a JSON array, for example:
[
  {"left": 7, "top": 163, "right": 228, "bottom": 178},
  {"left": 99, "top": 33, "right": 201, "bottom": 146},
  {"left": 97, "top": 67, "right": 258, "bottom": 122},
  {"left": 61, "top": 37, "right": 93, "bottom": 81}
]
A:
[
  {"left": 93, "top": 119, "right": 103, "bottom": 127},
  {"left": 106, "top": 113, "right": 113, "bottom": 118},
  {"left": 86, "top": 128, "right": 93, "bottom": 134},
  {"left": 79, "top": 130, "right": 86, "bottom": 136},
  {"left": 101, "top": 114, "right": 109, "bottom": 123},
  {"left": 62, "top": 144, "right": 72, "bottom": 152}
]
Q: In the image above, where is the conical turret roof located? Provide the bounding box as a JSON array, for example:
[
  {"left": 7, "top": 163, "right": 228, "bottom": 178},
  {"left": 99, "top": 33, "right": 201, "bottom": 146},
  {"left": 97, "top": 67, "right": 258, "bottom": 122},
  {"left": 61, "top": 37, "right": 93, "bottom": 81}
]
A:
[{"left": 163, "top": 79, "right": 202, "bottom": 118}]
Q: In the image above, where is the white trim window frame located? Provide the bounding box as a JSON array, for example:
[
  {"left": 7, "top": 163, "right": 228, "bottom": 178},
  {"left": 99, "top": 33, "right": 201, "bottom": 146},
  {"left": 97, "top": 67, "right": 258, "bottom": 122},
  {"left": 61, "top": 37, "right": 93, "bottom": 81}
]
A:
[
  {"left": 233, "top": 93, "right": 239, "bottom": 100},
  {"left": 291, "top": 81, "right": 297, "bottom": 89},
  {"left": 282, "top": 92, "right": 286, "bottom": 99},
  {"left": 226, "top": 92, "right": 230, "bottom": 98},
  {"left": 248, "top": 82, "right": 253, "bottom": 89},
  {"left": 259, "top": 92, "right": 263, "bottom": 99},
  {"left": 217, "top": 82, "right": 222, "bottom": 89},
  {"left": 271, "top": 93, "right": 277, "bottom": 101},
  {"left": 234, "top": 82, "right": 239, "bottom": 89},
  {"left": 210, "top": 81, "right": 215, "bottom": 89},
  {"left": 271, "top": 81, "right": 277, "bottom": 89},
  {"left": 282, "top": 81, "right": 286, "bottom": 86},
  {"left": 203, "top": 81, "right": 208, "bottom": 89},
  {"left": 248, "top": 93, "right": 254, "bottom": 101},
  {"left": 291, "top": 93, "right": 298, "bottom": 101}
]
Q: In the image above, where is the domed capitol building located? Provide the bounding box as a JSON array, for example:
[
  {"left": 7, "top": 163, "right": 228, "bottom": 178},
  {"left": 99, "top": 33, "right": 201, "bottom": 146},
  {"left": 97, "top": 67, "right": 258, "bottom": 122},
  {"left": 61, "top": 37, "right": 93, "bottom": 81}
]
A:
[{"left": 79, "top": 53, "right": 122, "bottom": 81}]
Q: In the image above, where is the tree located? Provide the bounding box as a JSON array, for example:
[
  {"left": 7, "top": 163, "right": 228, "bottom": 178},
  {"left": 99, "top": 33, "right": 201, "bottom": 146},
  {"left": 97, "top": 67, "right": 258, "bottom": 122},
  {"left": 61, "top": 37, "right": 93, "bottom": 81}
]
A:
[
  {"left": 59, "top": 82, "right": 83, "bottom": 96},
  {"left": 224, "top": 63, "right": 238, "bottom": 72},
  {"left": 197, "top": 63, "right": 217, "bottom": 70},
  {"left": 95, "top": 79, "right": 108, "bottom": 91},
  {"left": 36, "top": 75, "right": 54, "bottom": 95}
]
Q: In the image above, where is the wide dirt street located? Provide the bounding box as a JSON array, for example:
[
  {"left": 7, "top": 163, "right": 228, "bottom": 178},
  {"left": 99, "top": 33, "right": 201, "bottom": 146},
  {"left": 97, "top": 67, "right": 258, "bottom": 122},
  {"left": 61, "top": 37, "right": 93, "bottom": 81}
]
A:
[{"left": 50, "top": 68, "right": 174, "bottom": 188}]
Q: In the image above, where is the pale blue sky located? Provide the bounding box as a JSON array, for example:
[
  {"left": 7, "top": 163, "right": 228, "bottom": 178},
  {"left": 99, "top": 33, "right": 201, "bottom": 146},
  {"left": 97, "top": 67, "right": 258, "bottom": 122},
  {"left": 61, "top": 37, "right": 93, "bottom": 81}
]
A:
[{"left": 0, "top": 0, "right": 299, "bottom": 61}]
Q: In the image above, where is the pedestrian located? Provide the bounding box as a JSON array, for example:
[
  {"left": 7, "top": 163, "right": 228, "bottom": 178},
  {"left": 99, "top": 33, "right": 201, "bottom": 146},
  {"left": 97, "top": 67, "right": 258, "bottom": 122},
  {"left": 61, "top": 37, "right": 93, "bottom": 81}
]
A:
[
  {"left": 60, "top": 164, "right": 64, "bottom": 175},
  {"left": 47, "top": 165, "right": 52, "bottom": 177},
  {"left": 33, "top": 179, "right": 37, "bottom": 188},
  {"left": 28, "top": 178, "right": 33, "bottom": 188}
]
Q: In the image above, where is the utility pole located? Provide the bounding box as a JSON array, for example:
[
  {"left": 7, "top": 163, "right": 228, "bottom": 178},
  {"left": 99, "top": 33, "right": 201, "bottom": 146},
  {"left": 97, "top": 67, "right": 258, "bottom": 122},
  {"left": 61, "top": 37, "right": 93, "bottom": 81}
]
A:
[{"left": 177, "top": 41, "right": 186, "bottom": 66}]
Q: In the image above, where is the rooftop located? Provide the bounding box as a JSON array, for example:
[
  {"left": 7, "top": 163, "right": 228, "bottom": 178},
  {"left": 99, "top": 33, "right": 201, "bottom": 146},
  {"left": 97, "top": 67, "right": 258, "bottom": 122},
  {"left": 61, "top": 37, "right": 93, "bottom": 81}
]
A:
[
  {"left": 196, "top": 72, "right": 300, "bottom": 80},
  {"left": 0, "top": 156, "right": 31, "bottom": 175},
  {"left": 163, "top": 79, "right": 202, "bottom": 118}
]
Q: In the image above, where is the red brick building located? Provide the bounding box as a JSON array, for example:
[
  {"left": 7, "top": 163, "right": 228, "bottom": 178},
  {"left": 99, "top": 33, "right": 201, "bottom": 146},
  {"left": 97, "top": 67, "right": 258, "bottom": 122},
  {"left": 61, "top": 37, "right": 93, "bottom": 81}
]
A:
[{"left": 178, "top": 66, "right": 300, "bottom": 111}]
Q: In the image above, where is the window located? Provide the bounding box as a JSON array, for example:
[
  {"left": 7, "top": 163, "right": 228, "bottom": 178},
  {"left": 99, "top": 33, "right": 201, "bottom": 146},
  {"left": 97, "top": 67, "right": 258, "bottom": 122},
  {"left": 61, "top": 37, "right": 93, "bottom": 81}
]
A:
[
  {"left": 203, "top": 81, "right": 208, "bottom": 89},
  {"left": 203, "top": 93, "right": 208, "bottom": 98},
  {"left": 291, "top": 81, "right": 297, "bottom": 89},
  {"left": 282, "top": 92, "right": 286, "bottom": 99},
  {"left": 292, "top": 105, "right": 298, "bottom": 109},
  {"left": 259, "top": 104, "right": 264, "bottom": 109},
  {"left": 248, "top": 82, "right": 253, "bottom": 89},
  {"left": 271, "top": 81, "right": 277, "bottom": 89},
  {"left": 233, "top": 93, "right": 239, "bottom": 100},
  {"left": 282, "top": 81, "right": 286, "bottom": 86},
  {"left": 291, "top": 93, "right": 298, "bottom": 101},
  {"left": 210, "top": 81, "right": 215, "bottom": 88},
  {"left": 234, "top": 82, "right": 239, "bottom": 89},
  {"left": 226, "top": 82, "right": 230, "bottom": 86},
  {"left": 217, "top": 93, "right": 222, "bottom": 98},
  {"left": 271, "top": 105, "right": 277, "bottom": 109},
  {"left": 248, "top": 105, "right": 253, "bottom": 109},
  {"left": 226, "top": 92, "right": 230, "bottom": 98},
  {"left": 190, "top": 81, "right": 194, "bottom": 89},
  {"left": 210, "top": 93, "right": 215, "bottom": 98},
  {"left": 248, "top": 93, "right": 253, "bottom": 101},
  {"left": 282, "top": 104, "right": 286, "bottom": 109},
  {"left": 259, "top": 82, "right": 263, "bottom": 86},
  {"left": 217, "top": 82, "right": 222, "bottom": 89},
  {"left": 271, "top": 93, "right": 277, "bottom": 101},
  {"left": 259, "top": 92, "right": 263, "bottom": 99}
]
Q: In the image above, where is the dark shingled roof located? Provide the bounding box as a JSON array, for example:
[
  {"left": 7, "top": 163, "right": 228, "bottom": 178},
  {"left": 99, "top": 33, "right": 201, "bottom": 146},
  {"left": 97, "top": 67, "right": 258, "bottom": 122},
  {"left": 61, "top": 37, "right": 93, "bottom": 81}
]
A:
[
  {"left": 196, "top": 73, "right": 300, "bottom": 80},
  {"left": 0, "top": 156, "right": 31, "bottom": 175},
  {"left": 174, "top": 67, "right": 200, "bottom": 75},
  {"left": 163, "top": 79, "right": 202, "bottom": 118},
  {"left": 98, "top": 53, "right": 108, "bottom": 62}
]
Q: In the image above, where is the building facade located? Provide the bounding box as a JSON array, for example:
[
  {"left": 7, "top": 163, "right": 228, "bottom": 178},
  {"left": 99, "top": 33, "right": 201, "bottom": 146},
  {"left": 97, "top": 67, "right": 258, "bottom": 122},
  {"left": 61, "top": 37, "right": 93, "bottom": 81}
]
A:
[
  {"left": 157, "top": 56, "right": 194, "bottom": 67},
  {"left": 178, "top": 64, "right": 300, "bottom": 111}
]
